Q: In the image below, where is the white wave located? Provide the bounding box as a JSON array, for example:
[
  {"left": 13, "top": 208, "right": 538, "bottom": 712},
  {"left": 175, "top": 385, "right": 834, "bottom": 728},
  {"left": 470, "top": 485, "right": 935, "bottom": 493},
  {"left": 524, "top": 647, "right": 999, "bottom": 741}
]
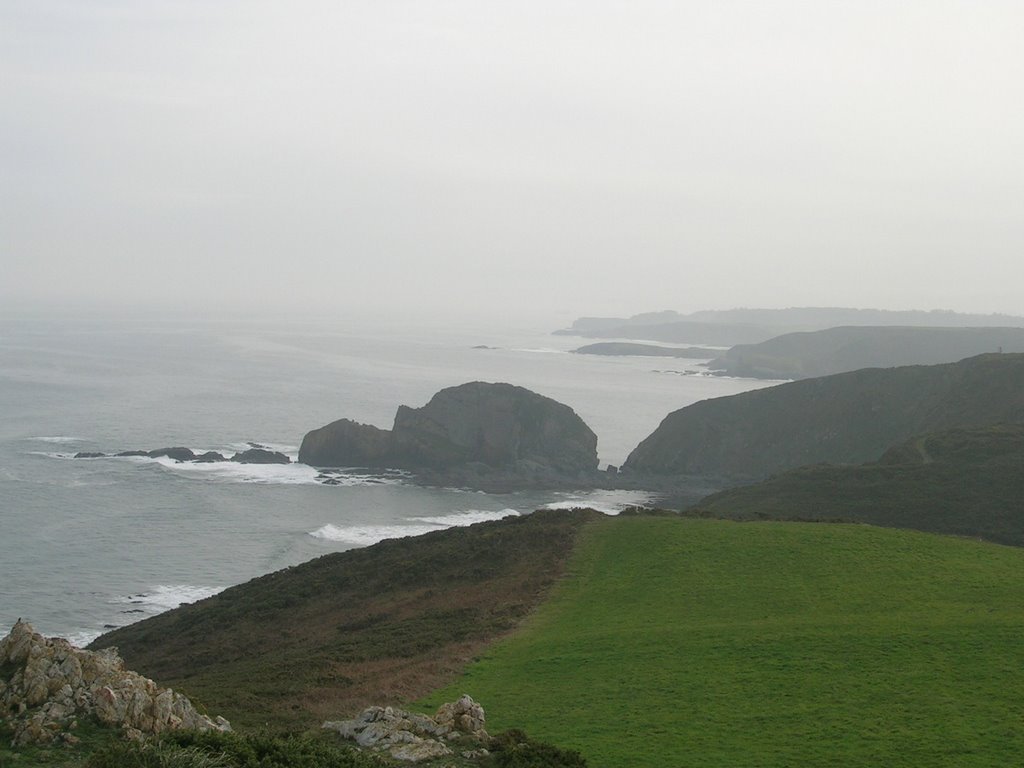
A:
[
  {"left": 310, "top": 507, "right": 522, "bottom": 547},
  {"left": 309, "top": 523, "right": 445, "bottom": 546},
  {"left": 116, "top": 584, "right": 224, "bottom": 613},
  {"left": 65, "top": 629, "right": 104, "bottom": 648},
  {"left": 32, "top": 436, "right": 85, "bottom": 444},
  {"left": 314, "top": 470, "right": 408, "bottom": 487},
  {"left": 509, "top": 347, "right": 568, "bottom": 354},
  {"left": 45, "top": 447, "right": 405, "bottom": 487},
  {"left": 539, "top": 489, "right": 656, "bottom": 515},
  {"left": 148, "top": 455, "right": 321, "bottom": 484},
  {"left": 408, "top": 508, "right": 520, "bottom": 526},
  {"left": 27, "top": 450, "right": 75, "bottom": 459}
]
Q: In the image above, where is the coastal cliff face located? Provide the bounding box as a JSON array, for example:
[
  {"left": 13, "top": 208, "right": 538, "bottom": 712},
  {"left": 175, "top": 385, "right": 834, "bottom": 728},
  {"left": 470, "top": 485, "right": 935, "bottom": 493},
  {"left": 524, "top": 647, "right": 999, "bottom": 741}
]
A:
[
  {"left": 624, "top": 353, "right": 1024, "bottom": 479},
  {"left": 299, "top": 382, "right": 598, "bottom": 474}
]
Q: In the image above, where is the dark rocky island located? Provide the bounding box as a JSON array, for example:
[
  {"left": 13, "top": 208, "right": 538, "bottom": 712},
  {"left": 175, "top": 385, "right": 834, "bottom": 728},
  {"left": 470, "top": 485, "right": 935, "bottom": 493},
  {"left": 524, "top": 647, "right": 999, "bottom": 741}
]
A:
[{"left": 299, "top": 382, "right": 600, "bottom": 489}]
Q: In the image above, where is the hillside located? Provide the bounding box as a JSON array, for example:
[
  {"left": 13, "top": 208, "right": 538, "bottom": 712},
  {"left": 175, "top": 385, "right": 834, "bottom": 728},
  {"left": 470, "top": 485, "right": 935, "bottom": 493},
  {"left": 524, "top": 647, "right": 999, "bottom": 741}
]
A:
[
  {"left": 555, "top": 319, "right": 782, "bottom": 346},
  {"left": 556, "top": 307, "right": 1024, "bottom": 347},
  {"left": 692, "top": 424, "right": 1024, "bottom": 545},
  {"left": 707, "top": 325, "right": 1024, "bottom": 379},
  {"left": 424, "top": 516, "right": 1024, "bottom": 767},
  {"left": 623, "top": 353, "right": 1024, "bottom": 479},
  {"left": 89, "top": 509, "right": 600, "bottom": 730}
]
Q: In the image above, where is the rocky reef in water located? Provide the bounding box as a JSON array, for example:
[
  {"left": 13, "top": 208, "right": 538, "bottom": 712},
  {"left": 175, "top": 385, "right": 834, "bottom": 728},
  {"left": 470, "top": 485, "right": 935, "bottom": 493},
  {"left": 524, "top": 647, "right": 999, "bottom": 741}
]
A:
[
  {"left": 0, "top": 620, "right": 230, "bottom": 746},
  {"left": 73, "top": 445, "right": 291, "bottom": 464},
  {"left": 299, "top": 382, "right": 600, "bottom": 488}
]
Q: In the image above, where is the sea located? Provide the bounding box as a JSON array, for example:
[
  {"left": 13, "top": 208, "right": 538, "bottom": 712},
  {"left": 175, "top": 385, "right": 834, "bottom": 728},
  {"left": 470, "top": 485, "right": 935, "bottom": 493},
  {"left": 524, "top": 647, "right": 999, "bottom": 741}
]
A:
[{"left": 0, "top": 312, "right": 776, "bottom": 647}]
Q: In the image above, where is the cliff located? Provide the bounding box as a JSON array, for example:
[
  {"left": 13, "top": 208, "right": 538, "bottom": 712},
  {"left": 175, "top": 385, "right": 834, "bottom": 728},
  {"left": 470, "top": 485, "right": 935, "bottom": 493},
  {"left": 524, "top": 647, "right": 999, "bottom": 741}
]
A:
[
  {"left": 707, "top": 325, "right": 1024, "bottom": 379},
  {"left": 623, "top": 353, "right": 1024, "bottom": 479}
]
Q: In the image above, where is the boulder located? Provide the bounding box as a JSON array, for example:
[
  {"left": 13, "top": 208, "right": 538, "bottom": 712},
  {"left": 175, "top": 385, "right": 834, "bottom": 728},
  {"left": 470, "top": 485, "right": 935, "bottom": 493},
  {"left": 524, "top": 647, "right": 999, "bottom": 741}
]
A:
[
  {"left": 230, "top": 448, "right": 290, "bottom": 464},
  {"left": 0, "top": 620, "right": 230, "bottom": 746},
  {"left": 323, "top": 695, "right": 488, "bottom": 762},
  {"left": 193, "top": 451, "right": 227, "bottom": 463},
  {"left": 73, "top": 452, "right": 106, "bottom": 459},
  {"left": 147, "top": 447, "right": 195, "bottom": 462},
  {"left": 300, "top": 382, "right": 598, "bottom": 475}
]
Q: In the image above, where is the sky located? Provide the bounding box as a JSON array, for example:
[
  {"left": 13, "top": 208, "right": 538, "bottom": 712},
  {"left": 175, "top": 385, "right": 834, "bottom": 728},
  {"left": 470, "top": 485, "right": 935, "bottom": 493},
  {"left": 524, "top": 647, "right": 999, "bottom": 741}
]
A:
[{"left": 2, "top": 1, "right": 1023, "bottom": 323}]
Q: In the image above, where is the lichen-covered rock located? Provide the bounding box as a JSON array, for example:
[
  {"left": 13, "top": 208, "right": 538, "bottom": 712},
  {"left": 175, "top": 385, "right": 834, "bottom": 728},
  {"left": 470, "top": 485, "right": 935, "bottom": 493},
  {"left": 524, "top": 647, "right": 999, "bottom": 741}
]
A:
[
  {"left": 0, "top": 620, "right": 230, "bottom": 746},
  {"left": 300, "top": 382, "right": 598, "bottom": 475},
  {"left": 323, "top": 695, "right": 489, "bottom": 762},
  {"left": 435, "top": 693, "right": 487, "bottom": 736}
]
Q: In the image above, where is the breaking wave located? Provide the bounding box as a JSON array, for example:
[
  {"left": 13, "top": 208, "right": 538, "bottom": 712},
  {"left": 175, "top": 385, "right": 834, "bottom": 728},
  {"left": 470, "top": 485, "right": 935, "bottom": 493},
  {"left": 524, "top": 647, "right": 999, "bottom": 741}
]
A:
[
  {"left": 539, "top": 489, "right": 657, "bottom": 514},
  {"left": 113, "top": 584, "right": 224, "bottom": 617},
  {"left": 310, "top": 508, "right": 521, "bottom": 547}
]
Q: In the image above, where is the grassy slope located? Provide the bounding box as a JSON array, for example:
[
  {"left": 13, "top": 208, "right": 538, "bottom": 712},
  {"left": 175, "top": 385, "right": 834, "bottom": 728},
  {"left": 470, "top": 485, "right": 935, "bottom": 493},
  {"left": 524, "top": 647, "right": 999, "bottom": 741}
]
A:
[
  {"left": 695, "top": 424, "right": 1024, "bottom": 546},
  {"left": 423, "top": 516, "right": 1024, "bottom": 767},
  {"left": 90, "top": 509, "right": 599, "bottom": 731}
]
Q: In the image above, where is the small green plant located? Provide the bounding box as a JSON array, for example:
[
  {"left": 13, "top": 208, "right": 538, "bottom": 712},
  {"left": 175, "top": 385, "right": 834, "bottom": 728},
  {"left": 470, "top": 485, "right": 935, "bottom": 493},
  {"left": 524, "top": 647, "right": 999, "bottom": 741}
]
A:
[
  {"left": 85, "top": 741, "right": 230, "bottom": 768},
  {"left": 487, "top": 729, "right": 588, "bottom": 768}
]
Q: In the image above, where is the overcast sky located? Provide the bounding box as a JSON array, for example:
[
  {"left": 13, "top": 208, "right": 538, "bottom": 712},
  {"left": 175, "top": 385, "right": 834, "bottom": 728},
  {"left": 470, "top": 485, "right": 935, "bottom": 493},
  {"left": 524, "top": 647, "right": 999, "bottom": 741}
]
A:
[{"left": 3, "top": 1, "right": 1023, "bottom": 322}]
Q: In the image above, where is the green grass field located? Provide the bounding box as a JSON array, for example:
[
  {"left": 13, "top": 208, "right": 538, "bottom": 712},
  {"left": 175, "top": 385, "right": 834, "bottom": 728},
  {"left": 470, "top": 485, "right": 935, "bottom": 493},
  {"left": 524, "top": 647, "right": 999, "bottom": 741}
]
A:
[{"left": 422, "top": 517, "right": 1024, "bottom": 767}]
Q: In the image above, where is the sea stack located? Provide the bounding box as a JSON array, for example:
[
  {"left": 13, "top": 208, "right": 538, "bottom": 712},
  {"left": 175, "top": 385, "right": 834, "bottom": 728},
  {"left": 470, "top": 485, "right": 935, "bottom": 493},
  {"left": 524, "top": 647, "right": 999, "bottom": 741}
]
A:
[{"left": 299, "top": 381, "right": 598, "bottom": 474}]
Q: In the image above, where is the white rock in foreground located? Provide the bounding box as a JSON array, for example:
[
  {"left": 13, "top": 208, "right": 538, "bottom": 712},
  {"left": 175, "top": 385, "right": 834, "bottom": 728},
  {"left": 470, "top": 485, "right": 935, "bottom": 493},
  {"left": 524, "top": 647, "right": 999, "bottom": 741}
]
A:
[
  {"left": 323, "top": 694, "right": 489, "bottom": 762},
  {"left": 0, "top": 620, "right": 230, "bottom": 746}
]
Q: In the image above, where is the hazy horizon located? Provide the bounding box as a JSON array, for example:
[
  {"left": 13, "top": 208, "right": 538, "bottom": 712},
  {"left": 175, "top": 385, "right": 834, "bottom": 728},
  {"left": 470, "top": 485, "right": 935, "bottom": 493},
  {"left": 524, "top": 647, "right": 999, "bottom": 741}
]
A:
[{"left": 4, "top": 2, "right": 1024, "bottom": 321}]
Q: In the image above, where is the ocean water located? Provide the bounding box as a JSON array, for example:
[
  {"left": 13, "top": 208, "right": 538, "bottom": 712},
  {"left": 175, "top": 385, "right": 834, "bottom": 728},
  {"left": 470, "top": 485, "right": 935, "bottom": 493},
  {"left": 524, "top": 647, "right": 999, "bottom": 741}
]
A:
[{"left": 0, "top": 313, "right": 776, "bottom": 645}]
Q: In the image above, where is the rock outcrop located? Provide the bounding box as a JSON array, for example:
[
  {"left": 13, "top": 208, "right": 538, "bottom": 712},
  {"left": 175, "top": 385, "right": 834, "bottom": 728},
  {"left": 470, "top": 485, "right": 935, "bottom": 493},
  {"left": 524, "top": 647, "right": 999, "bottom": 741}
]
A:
[
  {"left": 0, "top": 620, "right": 230, "bottom": 746},
  {"left": 299, "top": 382, "right": 598, "bottom": 475},
  {"left": 323, "top": 694, "right": 488, "bottom": 762},
  {"left": 299, "top": 418, "right": 393, "bottom": 467},
  {"left": 229, "top": 448, "right": 290, "bottom": 464},
  {"left": 77, "top": 446, "right": 291, "bottom": 465}
]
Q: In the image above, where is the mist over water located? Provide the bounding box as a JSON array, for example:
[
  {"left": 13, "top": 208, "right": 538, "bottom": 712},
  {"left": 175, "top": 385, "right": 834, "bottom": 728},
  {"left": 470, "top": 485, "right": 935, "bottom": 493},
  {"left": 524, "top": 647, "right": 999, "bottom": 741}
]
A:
[{"left": 0, "top": 314, "right": 774, "bottom": 644}]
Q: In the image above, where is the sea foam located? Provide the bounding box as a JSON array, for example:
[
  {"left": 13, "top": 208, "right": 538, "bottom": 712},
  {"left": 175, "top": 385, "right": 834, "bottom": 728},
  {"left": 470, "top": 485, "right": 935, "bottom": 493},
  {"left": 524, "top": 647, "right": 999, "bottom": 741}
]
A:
[
  {"left": 309, "top": 523, "right": 444, "bottom": 546},
  {"left": 539, "top": 489, "right": 656, "bottom": 514},
  {"left": 310, "top": 508, "right": 521, "bottom": 547},
  {"left": 116, "top": 584, "right": 224, "bottom": 613}
]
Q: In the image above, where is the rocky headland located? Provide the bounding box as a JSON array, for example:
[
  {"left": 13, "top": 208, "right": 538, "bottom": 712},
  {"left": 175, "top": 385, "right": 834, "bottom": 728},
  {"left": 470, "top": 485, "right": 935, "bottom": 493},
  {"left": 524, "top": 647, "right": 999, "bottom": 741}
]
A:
[
  {"left": 624, "top": 353, "right": 1024, "bottom": 480},
  {"left": 706, "top": 325, "right": 1024, "bottom": 380}
]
